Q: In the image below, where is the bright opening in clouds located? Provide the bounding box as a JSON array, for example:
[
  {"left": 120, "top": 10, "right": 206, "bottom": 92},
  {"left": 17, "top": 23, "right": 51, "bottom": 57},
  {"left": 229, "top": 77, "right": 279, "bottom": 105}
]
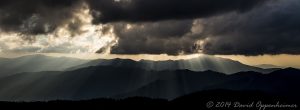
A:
[{"left": 0, "top": 2, "right": 117, "bottom": 54}]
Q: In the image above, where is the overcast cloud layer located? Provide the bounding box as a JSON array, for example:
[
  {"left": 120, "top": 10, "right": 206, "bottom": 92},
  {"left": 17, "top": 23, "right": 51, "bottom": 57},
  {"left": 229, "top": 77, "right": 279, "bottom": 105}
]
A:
[
  {"left": 87, "top": 0, "right": 266, "bottom": 23},
  {"left": 0, "top": 0, "right": 299, "bottom": 55}
]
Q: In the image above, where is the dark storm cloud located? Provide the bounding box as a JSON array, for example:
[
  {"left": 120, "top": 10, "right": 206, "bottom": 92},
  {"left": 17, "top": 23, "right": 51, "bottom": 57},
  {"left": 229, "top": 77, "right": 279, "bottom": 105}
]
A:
[
  {"left": 102, "top": 0, "right": 300, "bottom": 55},
  {"left": 0, "top": 0, "right": 268, "bottom": 35},
  {"left": 105, "top": 20, "right": 198, "bottom": 55},
  {"left": 0, "top": 0, "right": 81, "bottom": 35},
  {"left": 1, "top": 0, "right": 299, "bottom": 56},
  {"left": 87, "top": 0, "right": 267, "bottom": 23},
  {"left": 199, "top": 0, "right": 300, "bottom": 55}
]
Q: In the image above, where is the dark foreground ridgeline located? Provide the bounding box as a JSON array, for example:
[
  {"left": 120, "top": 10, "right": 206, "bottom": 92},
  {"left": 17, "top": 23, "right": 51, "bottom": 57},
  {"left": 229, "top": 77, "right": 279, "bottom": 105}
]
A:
[{"left": 1, "top": 90, "right": 299, "bottom": 109}]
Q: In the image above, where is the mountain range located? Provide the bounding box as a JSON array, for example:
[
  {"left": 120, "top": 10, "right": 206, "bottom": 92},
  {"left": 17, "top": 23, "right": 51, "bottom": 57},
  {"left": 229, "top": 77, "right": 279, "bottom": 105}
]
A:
[
  {"left": 0, "top": 55, "right": 296, "bottom": 101},
  {"left": 254, "top": 64, "right": 285, "bottom": 69},
  {"left": 0, "top": 65, "right": 298, "bottom": 101},
  {"left": 0, "top": 55, "right": 89, "bottom": 77},
  {"left": 0, "top": 54, "right": 279, "bottom": 78},
  {"left": 68, "top": 55, "right": 278, "bottom": 74}
]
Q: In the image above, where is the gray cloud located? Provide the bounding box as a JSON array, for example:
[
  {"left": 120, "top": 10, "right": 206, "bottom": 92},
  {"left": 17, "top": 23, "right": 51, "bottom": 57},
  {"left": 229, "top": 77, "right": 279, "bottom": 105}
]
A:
[
  {"left": 100, "top": 20, "right": 200, "bottom": 55},
  {"left": 87, "top": 0, "right": 267, "bottom": 23},
  {"left": 99, "top": 0, "right": 300, "bottom": 55},
  {"left": 0, "top": 0, "right": 82, "bottom": 35},
  {"left": 0, "top": 0, "right": 299, "bottom": 56},
  {"left": 0, "top": 0, "right": 267, "bottom": 35},
  {"left": 199, "top": 0, "right": 300, "bottom": 55}
]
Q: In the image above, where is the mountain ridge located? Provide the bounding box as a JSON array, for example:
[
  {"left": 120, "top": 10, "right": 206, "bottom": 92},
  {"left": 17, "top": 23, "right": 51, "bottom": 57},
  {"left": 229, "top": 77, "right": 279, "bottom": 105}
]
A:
[
  {"left": 0, "top": 54, "right": 89, "bottom": 77},
  {"left": 0, "top": 54, "right": 279, "bottom": 78},
  {"left": 67, "top": 55, "right": 278, "bottom": 74},
  {"left": 0, "top": 64, "right": 298, "bottom": 101}
]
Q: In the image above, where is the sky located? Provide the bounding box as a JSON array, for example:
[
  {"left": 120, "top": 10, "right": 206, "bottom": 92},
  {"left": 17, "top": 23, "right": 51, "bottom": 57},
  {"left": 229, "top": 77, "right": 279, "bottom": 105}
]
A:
[{"left": 0, "top": 0, "right": 299, "bottom": 68}]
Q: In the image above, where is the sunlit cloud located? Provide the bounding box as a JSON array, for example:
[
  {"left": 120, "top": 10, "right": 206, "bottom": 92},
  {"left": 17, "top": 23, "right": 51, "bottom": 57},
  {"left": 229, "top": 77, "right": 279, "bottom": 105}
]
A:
[{"left": 0, "top": 3, "right": 118, "bottom": 54}]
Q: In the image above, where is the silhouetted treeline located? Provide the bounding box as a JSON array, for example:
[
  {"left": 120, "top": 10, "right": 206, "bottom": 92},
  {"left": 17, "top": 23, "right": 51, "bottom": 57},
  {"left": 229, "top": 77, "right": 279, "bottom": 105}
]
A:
[{"left": 1, "top": 90, "right": 299, "bottom": 109}]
